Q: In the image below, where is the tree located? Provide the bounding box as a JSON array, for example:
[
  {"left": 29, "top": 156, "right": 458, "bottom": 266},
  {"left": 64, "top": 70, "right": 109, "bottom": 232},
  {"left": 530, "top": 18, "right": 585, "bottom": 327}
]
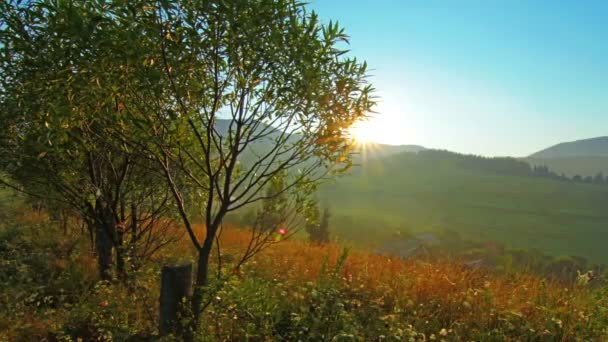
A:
[
  {"left": 1, "top": 0, "right": 374, "bottom": 332},
  {"left": 0, "top": 0, "right": 178, "bottom": 281},
  {"left": 593, "top": 172, "right": 604, "bottom": 185},
  {"left": 105, "top": 0, "right": 374, "bottom": 326},
  {"left": 306, "top": 205, "right": 331, "bottom": 244}
]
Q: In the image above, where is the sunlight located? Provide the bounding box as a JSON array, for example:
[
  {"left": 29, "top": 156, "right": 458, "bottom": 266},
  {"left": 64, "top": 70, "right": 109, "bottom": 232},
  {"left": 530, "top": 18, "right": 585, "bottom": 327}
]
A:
[
  {"left": 349, "top": 120, "right": 379, "bottom": 145},
  {"left": 348, "top": 115, "right": 405, "bottom": 147}
]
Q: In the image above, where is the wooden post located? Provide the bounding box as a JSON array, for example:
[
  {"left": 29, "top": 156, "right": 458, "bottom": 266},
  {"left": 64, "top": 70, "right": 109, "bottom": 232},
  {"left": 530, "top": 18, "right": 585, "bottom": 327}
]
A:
[{"left": 159, "top": 263, "right": 193, "bottom": 337}]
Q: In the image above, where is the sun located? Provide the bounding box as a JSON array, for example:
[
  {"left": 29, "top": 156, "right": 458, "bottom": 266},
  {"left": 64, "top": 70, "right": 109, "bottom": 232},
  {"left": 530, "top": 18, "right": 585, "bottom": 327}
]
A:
[{"left": 348, "top": 120, "right": 378, "bottom": 145}]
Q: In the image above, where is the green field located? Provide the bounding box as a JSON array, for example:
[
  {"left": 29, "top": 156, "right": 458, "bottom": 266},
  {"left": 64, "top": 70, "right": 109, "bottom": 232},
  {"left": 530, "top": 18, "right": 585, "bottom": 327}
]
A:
[
  {"left": 320, "top": 150, "right": 608, "bottom": 262},
  {"left": 526, "top": 156, "right": 608, "bottom": 177}
]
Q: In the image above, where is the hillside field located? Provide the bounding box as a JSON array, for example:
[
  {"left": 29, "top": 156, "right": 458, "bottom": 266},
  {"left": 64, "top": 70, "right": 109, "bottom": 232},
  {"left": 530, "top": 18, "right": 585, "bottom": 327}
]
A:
[
  {"left": 526, "top": 156, "right": 608, "bottom": 177},
  {"left": 2, "top": 193, "right": 608, "bottom": 340},
  {"left": 320, "top": 150, "right": 608, "bottom": 263}
]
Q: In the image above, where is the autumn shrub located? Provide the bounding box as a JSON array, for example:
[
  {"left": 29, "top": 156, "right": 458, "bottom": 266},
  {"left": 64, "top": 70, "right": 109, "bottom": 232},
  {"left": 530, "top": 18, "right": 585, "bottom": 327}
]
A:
[
  {"left": 0, "top": 222, "right": 93, "bottom": 340},
  {"left": 2, "top": 210, "right": 608, "bottom": 341},
  {"left": 195, "top": 248, "right": 427, "bottom": 341}
]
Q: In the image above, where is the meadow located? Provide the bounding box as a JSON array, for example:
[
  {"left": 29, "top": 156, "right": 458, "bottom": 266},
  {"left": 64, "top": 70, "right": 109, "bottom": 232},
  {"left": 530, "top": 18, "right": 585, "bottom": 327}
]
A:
[
  {"left": 320, "top": 150, "right": 608, "bottom": 263},
  {"left": 2, "top": 187, "right": 608, "bottom": 341},
  {"left": 526, "top": 156, "right": 608, "bottom": 178}
]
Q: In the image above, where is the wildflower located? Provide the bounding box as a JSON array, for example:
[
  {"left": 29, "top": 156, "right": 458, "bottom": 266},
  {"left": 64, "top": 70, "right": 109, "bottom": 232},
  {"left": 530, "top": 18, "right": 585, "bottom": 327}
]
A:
[
  {"left": 552, "top": 318, "right": 563, "bottom": 329},
  {"left": 439, "top": 328, "right": 448, "bottom": 336},
  {"left": 278, "top": 228, "right": 287, "bottom": 235}
]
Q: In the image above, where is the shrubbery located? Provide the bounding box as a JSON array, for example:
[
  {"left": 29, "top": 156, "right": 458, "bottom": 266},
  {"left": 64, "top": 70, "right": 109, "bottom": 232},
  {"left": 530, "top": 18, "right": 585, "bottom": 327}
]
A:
[{"left": 2, "top": 199, "right": 608, "bottom": 341}]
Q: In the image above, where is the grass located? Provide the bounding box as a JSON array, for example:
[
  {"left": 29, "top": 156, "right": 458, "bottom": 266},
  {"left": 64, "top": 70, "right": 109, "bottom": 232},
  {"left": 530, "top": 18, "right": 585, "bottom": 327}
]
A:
[
  {"left": 217, "top": 228, "right": 608, "bottom": 340},
  {"left": 319, "top": 151, "right": 608, "bottom": 262},
  {"left": 2, "top": 199, "right": 608, "bottom": 340},
  {"left": 526, "top": 156, "right": 608, "bottom": 177}
]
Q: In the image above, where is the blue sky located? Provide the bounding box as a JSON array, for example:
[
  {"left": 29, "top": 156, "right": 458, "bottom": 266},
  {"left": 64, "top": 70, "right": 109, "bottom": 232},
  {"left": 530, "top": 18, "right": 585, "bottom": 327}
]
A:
[{"left": 310, "top": 0, "right": 608, "bottom": 156}]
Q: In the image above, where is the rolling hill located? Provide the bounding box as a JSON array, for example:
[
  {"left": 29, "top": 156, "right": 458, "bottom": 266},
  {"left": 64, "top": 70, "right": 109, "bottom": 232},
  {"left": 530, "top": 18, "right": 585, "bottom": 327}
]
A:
[
  {"left": 319, "top": 149, "right": 608, "bottom": 263},
  {"left": 218, "top": 124, "right": 608, "bottom": 261},
  {"left": 526, "top": 137, "right": 608, "bottom": 176},
  {"left": 529, "top": 136, "right": 608, "bottom": 158},
  {"left": 352, "top": 143, "right": 426, "bottom": 161},
  {"left": 526, "top": 156, "right": 608, "bottom": 177}
]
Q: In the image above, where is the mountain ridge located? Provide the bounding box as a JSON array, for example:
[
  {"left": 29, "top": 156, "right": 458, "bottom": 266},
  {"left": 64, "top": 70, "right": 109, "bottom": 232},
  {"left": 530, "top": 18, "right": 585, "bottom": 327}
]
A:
[{"left": 528, "top": 136, "right": 608, "bottom": 159}]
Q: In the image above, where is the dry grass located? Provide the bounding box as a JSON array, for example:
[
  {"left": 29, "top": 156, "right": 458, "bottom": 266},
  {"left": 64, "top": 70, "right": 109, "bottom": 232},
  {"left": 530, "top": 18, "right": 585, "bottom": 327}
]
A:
[
  {"left": 2, "top": 211, "right": 605, "bottom": 340},
  {"left": 209, "top": 224, "right": 599, "bottom": 339}
]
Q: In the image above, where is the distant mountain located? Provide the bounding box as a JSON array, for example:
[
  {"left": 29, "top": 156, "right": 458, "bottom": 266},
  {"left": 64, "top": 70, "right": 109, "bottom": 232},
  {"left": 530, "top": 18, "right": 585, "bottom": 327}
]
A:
[
  {"left": 529, "top": 136, "right": 608, "bottom": 159},
  {"left": 526, "top": 137, "right": 608, "bottom": 177},
  {"left": 352, "top": 143, "right": 426, "bottom": 160},
  {"left": 370, "top": 144, "right": 426, "bottom": 154},
  {"left": 215, "top": 118, "right": 426, "bottom": 162}
]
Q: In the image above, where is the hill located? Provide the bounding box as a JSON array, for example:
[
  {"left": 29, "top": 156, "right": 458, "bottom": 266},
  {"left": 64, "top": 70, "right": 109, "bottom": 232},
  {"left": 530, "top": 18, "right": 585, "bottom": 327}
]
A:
[
  {"left": 215, "top": 118, "right": 427, "bottom": 165},
  {"left": 319, "top": 149, "right": 608, "bottom": 263},
  {"left": 529, "top": 136, "right": 608, "bottom": 159},
  {"left": 351, "top": 143, "right": 426, "bottom": 164},
  {"left": 526, "top": 156, "right": 608, "bottom": 177},
  {"left": 525, "top": 136, "right": 608, "bottom": 177}
]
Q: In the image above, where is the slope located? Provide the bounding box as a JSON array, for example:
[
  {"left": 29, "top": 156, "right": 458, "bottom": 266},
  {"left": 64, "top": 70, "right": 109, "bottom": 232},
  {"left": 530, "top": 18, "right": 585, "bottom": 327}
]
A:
[
  {"left": 319, "top": 150, "right": 608, "bottom": 263},
  {"left": 526, "top": 136, "right": 608, "bottom": 177},
  {"left": 526, "top": 156, "right": 608, "bottom": 177},
  {"left": 529, "top": 136, "right": 608, "bottom": 159}
]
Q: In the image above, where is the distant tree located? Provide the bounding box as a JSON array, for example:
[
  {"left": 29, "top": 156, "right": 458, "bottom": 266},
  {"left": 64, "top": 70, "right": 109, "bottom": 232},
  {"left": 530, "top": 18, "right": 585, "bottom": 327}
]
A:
[
  {"left": 533, "top": 165, "right": 551, "bottom": 177},
  {"left": 583, "top": 175, "right": 593, "bottom": 183},
  {"left": 253, "top": 174, "right": 290, "bottom": 241},
  {"left": 573, "top": 174, "right": 583, "bottom": 182},
  {"left": 593, "top": 172, "right": 604, "bottom": 184},
  {"left": 306, "top": 205, "right": 331, "bottom": 244}
]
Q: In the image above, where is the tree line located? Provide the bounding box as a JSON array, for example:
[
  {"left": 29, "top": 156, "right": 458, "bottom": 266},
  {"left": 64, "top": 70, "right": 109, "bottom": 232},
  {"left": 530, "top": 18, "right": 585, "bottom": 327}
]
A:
[
  {"left": 532, "top": 165, "right": 608, "bottom": 185},
  {"left": 411, "top": 150, "right": 608, "bottom": 185}
]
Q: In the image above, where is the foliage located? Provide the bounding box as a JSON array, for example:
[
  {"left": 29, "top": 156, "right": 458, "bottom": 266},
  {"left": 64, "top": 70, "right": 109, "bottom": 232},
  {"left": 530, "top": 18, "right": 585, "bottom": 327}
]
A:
[
  {"left": 2, "top": 198, "right": 608, "bottom": 341},
  {"left": 1, "top": 0, "right": 374, "bottom": 328},
  {"left": 306, "top": 205, "right": 331, "bottom": 244},
  {"left": 0, "top": 0, "right": 179, "bottom": 281},
  {"left": 526, "top": 156, "right": 608, "bottom": 178}
]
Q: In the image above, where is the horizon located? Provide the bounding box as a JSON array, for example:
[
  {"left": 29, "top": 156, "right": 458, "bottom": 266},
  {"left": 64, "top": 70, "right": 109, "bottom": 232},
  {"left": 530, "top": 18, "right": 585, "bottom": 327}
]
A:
[
  {"left": 375, "top": 135, "right": 608, "bottom": 158},
  {"left": 311, "top": 0, "right": 608, "bottom": 157}
]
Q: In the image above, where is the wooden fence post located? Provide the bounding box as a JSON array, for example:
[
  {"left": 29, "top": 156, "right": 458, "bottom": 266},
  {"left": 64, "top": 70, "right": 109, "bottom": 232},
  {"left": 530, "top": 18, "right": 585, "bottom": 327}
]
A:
[{"left": 159, "top": 263, "right": 193, "bottom": 337}]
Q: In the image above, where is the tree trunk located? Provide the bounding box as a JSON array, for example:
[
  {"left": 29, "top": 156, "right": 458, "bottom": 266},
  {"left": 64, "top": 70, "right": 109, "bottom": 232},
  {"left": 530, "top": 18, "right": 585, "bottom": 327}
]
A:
[
  {"left": 89, "top": 227, "right": 96, "bottom": 253},
  {"left": 116, "top": 236, "right": 126, "bottom": 280},
  {"left": 130, "top": 203, "right": 138, "bottom": 269},
  {"left": 95, "top": 199, "right": 117, "bottom": 281},
  {"left": 95, "top": 219, "right": 113, "bottom": 281},
  {"left": 190, "top": 241, "right": 213, "bottom": 333},
  {"left": 60, "top": 209, "right": 69, "bottom": 235},
  {"left": 160, "top": 263, "right": 193, "bottom": 338}
]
